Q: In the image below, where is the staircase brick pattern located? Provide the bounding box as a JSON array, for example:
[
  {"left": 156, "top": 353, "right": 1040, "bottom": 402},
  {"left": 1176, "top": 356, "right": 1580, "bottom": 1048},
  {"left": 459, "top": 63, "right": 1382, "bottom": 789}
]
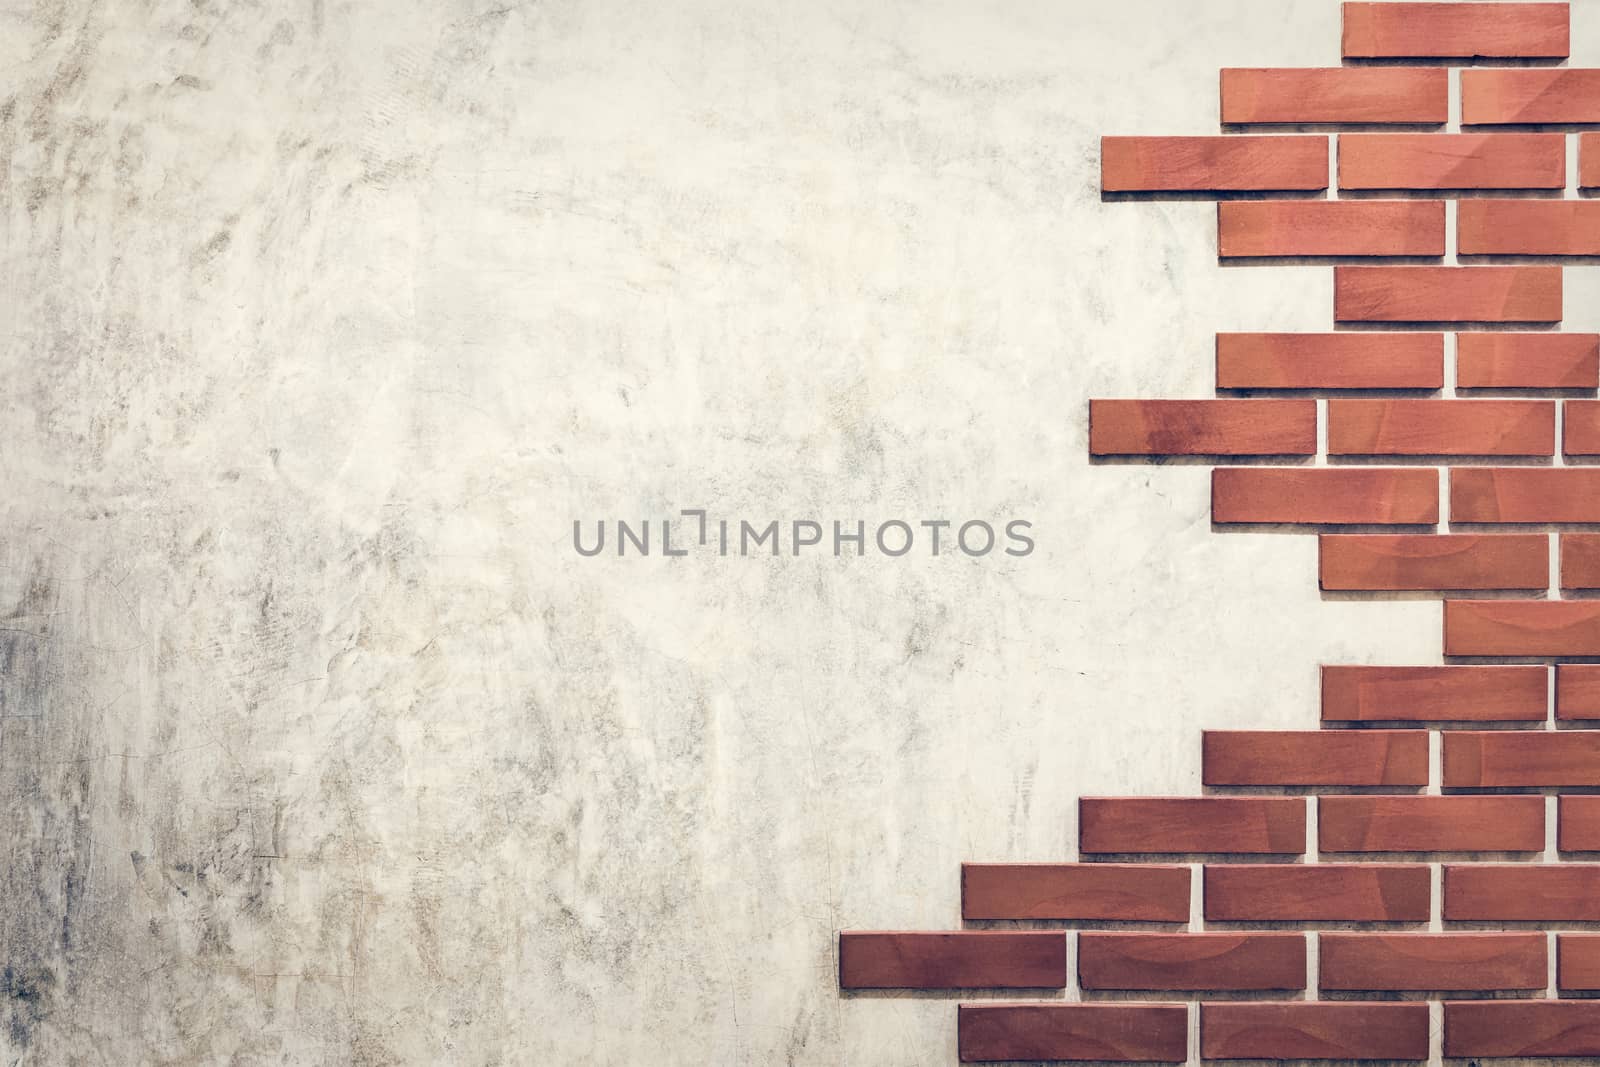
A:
[{"left": 839, "top": 3, "right": 1600, "bottom": 1061}]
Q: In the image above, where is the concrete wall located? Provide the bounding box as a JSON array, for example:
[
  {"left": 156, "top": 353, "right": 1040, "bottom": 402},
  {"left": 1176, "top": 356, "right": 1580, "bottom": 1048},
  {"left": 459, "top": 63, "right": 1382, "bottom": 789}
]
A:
[{"left": 5, "top": 0, "right": 1597, "bottom": 1062}]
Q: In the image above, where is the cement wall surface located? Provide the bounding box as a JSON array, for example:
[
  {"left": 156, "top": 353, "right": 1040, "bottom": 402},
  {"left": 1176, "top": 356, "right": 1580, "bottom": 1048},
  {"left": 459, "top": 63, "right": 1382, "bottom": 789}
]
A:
[{"left": 7, "top": 0, "right": 1599, "bottom": 1062}]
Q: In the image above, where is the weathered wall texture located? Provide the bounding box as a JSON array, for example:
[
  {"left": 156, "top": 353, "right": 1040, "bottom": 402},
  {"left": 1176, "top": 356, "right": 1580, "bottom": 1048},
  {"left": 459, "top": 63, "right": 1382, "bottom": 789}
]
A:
[{"left": 7, "top": 1, "right": 1596, "bottom": 1063}]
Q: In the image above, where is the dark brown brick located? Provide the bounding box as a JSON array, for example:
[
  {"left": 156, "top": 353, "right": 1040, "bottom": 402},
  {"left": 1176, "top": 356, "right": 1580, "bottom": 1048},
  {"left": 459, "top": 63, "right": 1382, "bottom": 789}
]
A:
[
  {"left": 1320, "top": 933, "right": 1545, "bottom": 991},
  {"left": 1079, "top": 797, "right": 1305, "bottom": 855},
  {"left": 1559, "top": 795, "right": 1600, "bottom": 852},
  {"left": 1204, "top": 864, "right": 1430, "bottom": 922},
  {"left": 960, "top": 863, "right": 1189, "bottom": 922},
  {"left": 1445, "top": 731, "right": 1600, "bottom": 787},
  {"left": 1558, "top": 663, "right": 1600, "bottom": 720},
  {"left": 1202, "top": 1002, "right": 1428, "bottom": 1061},
  {"left": 1322, "top": 664, "right": 1547, "bottom": 722},
  {"left": 1078, "top": 933, "right": 1305, "bottom": 992},
  {"left": 1445, "top": 1001, "right": 1600, "bottom": 1058},
  {"left": 1559, "top": 935, "right": 1600, "bottom": 990},
  {"left": 1319, "top": 795, "right": 1544, "bottom": 853},
  {"left": 837, "top": 931, "right": 1066, "bottom": 990},
  {"left": 1445, "top": 864, "right": 1600, "bottom": 921},
  {"left": 1203, "top": 730, "right": 1427, "bottom": 786},
  {"left": 959, "top": 1004, "right": 1188, "bottom": 1063}
]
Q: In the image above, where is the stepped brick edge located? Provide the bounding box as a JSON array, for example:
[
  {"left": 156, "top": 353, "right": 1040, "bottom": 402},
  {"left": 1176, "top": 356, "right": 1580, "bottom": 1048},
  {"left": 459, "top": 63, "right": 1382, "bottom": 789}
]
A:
[{"left": 843, "top": 3, "right": 1600, "bottom": 1063}]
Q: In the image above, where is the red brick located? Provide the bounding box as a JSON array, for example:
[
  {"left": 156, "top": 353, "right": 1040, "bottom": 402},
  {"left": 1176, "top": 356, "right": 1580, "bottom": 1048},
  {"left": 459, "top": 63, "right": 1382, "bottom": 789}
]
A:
[
  {"left": 1088, "top": 399, "right": 1315, "bottom": 456},
  {"left": 1201, "top": 1003, "right": 1428, "bottom": 1061},
  {"left": 1079, "top": 933, "right": 1304, "bottom": 992},
  {"left": 1213, "top": 468, "right": 1438, "bottom": 525},
  {"left": 1339, "top": 134, "right": 1564, "bottom": 191},
  {"left": 1559, "top": 796, "right": 1600, "bottom": 851},
  {"left": 1202, "top": 730, "right": 1427, "bottom": 786},
  {"left": 1444, "top": 1001, "right": 1600, "bottom": 1058},
  {"left": 1445, "top": 730, "right": 1600, "bottom": 786},
  {"left": 1079, "top": 797, "right": 1305, "bottom": 855},
  {"left": 1559, "top": 935, "right": 1600, "bottom": 989},
  {"left": 958, "top": 1004, "right": 1188, "bottom": 1064},
  {"left": 1321, "top": 933, "right": 1546, "bottom": 991},
  {"left": 1216, "top": 332, "right": 1443, "bottom": 390},
  {"left": 1445, "top": 864, "right": 1600, "bottom": 921},
  {"left": 1565, "top": 535, "right": 1600, "bottom": 590},
  {"left": 1460, "top": 201, "right": 1600, "bottom": 257},
  {"left": 1319, "top": 795, "right": 1544, "bottom": 853},
  {"left": 1322, "top": 664, "right": 1547, "bottom": 722},
  {"left": 1456, "top": 333, "right": 1599, "bottom": 390},
  {"left": 1585, "top": 133, "right": 1600, "bottom": 190},
  {"left": 1343, "top": 3, "right": 1569, "bottom": 60},
  {"left": 1445, "top": 599, "right": 1600, "bottom": 657},
  {"left": 837, "top": 931, "right": 1065, "bottom": 990},
  {"left": 1222, "top": 67, "right": 1447, "bottom": 125},
  {"left": 1464, "top": 68, "right": 1600, "bottom": 124},
  {"left": 1558, "top": 663, "right": 1600, "bottom": 719},
  {"left": 1204, "top": 864, "right": 1430, "bottom": 922},
  {"left": 1335, "top": 266, "right": 1561, "bottom": 324},
  {"left": 1566, "top": 399, "right": 1600, "bottom": 456},
  {"left": 960, "top": 863, "right": 1189, "bottom": 922},
  {"left": 1320, "top": 534, "right": 1547, "bottom": 591},
  {"left": 1218, "top": 201, "right": 1444, "bottom": 258},
  {"left": 1452, "top": 467, "right": 1600, "bottom": 523},
  {"left": 1101, "top": 136, "right": 1328, "bottom": 193},
  {"left": 1327, "top": 399, "right": 1553, "bottom": 456}
]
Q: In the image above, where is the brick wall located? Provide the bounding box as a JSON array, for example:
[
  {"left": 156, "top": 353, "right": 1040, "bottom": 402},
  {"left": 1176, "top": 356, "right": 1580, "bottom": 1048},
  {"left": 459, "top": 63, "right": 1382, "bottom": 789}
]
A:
[{"left": 839, "top": 2, "right": 1600, "bottom": 1061}]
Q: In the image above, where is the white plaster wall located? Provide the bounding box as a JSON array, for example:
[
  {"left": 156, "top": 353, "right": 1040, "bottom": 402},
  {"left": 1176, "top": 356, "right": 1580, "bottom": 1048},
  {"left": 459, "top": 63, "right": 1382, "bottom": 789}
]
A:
[{"left": 4, "top": 0, "right": 1596, "bottom": 1062}]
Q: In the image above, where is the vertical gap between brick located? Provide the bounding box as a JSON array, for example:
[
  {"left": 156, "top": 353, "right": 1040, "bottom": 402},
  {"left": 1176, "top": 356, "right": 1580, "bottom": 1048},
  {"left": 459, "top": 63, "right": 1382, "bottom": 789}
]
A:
[
  {"left": 1306, "top": 794, "right": 1319, "bottom": 861},
  {"left": 1327, "top": 133, "right": 1337, "bottom": 201},
  {"left": 1551, "top": 533, "right": 1562, "bottom": 603},
  {"left": 1437, "top": 465, "right": 1449, "bottom": 535},
  {"left": 1427, "top": 728, "right": 1442, "bottom": 796},
  {"left": 1571, "top": 133, "right": 1581, "bottom": 197},
  {"left": 1428, "top": 999, "right": 1443, "bottom": 1067},
  {"left": 1443, "top": 332, "right": 1457, "bottom": 399},
  {"left": 1306, "top": 931, "right": 1318, "bottom": 1003},
  {"left": 1066, "top": 930, "right": 1079, "bottom": 1001},
  {"left": 1444, "top": 200, "right": 1457, "bottom": 265},
  {"left": 1315, "top": 398, "right": 1328, "bottom": 463},
  {"left": 1549, "top": 663, "right": 1558, "bottom": 729},
  {"left": 1546, "top": 795, "right": 1559, "bottom": 860},
  {"left": 1429, "top": 863, "right": 1442, "bottom": 933},
  {"left": 1557, "top": 401, "right": 1567, "bottom": 471},
  {"left": 1189, "top": 862, "right": 1203, "bottom": 932},
  {"left": 1550, "top": 930, "right": 1559, "bottom": 1000},
  {"left": 1448, "top": 66, "right": 1461, "bottom": 134},
  {"left": 1186, "top": 1001, "right": 1199, "bottom": 1067}
]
